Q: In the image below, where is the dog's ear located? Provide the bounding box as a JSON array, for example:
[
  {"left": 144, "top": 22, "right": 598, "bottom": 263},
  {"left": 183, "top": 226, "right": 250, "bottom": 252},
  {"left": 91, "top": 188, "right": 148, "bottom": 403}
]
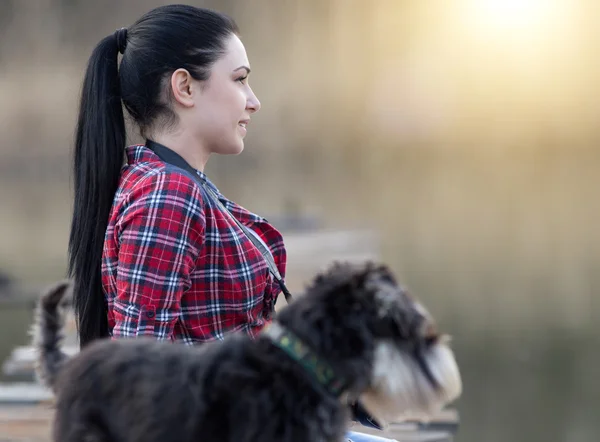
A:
[
  {"left": 357, "top": 264, "right": 417, "bottom": 339},
  {"left": 370, "top": 279, "right": 430, "bottom": 340},
  {"left": 364, "top": 266, "right": 405, "bottom": 315}
]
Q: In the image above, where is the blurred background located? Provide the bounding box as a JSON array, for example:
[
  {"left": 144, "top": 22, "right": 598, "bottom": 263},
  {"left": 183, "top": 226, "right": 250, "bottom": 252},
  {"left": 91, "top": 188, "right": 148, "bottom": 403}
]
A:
[{"left": 0, "top": 1, "right": 598, "bottom": 441}]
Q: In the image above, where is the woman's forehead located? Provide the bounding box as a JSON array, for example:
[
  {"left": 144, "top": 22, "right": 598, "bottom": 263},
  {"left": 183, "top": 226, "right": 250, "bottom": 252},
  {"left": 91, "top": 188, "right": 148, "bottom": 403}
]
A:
[{"left": 219, "top": 34, "right": 250, "bottom": 70}]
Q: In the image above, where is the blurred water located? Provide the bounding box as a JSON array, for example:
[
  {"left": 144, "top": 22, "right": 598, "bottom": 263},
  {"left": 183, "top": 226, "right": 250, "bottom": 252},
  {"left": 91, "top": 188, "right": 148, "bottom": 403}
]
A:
[{"left": 451, "top": 326, "right": 599, "bottom": 442}]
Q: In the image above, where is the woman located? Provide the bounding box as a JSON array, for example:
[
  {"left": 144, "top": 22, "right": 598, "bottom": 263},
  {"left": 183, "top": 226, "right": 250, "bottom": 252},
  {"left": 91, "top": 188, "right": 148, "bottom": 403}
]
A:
[{"left": 67, "top": 4, "right": 396, "bottom": 442}]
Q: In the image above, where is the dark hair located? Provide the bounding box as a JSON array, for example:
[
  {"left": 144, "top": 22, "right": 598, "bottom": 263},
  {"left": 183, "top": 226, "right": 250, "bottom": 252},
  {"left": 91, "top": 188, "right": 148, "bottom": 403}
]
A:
[{"left": 68, "top": 5, "right": 239, "bottom": 348}]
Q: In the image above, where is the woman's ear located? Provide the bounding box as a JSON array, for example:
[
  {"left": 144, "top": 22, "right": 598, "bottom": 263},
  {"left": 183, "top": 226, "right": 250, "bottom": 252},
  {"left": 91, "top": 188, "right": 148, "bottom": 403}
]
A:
[{"left": 170, "top": 68, "right": 195, "bottom": 108}]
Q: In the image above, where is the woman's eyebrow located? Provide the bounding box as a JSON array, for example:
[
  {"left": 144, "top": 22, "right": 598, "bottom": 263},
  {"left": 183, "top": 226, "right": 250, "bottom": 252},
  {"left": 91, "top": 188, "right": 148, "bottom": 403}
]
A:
[{"left": 233, "top": 66, "right": 251, "bottom": 74}]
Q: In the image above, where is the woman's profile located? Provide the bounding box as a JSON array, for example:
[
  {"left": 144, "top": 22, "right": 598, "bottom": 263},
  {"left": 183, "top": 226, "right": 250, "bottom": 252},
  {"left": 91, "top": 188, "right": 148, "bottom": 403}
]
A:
[{"left": 67, "top": 4, "right": 396, "bottom": 441}]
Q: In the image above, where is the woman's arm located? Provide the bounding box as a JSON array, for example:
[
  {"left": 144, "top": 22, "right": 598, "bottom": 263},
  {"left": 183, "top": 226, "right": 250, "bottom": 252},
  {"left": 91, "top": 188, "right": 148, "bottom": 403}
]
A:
[
  {"left": 112, "top": 170, "right": 205, "bottom": 340},
  {"left": 253, "top": 222, "right": 287, "bottom": 315}
]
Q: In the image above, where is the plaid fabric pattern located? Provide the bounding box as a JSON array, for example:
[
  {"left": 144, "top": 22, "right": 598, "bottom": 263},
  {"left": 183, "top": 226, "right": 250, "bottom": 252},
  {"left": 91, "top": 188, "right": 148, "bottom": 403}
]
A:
[{"left": 102, "top": 145, "right": 287, "bottom": 344}]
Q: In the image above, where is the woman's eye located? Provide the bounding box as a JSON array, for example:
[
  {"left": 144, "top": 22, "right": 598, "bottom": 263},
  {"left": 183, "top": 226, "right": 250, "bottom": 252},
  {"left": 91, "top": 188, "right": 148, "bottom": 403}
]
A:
[{"left": 237, "top": 76, "right": 248, "bottom": 84}]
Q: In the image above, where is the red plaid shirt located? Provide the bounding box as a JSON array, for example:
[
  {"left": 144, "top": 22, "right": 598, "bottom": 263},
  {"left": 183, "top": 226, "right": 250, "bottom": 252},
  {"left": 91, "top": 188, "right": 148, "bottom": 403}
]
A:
[{"left": 101, "top": 145, "right": 287, "bottom": 344}]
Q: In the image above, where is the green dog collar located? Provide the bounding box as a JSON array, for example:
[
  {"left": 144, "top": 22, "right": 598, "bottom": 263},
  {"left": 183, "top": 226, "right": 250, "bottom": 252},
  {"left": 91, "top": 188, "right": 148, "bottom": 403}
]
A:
[{"left": 262, "top": 322, "right": 347, "bottom": 396}]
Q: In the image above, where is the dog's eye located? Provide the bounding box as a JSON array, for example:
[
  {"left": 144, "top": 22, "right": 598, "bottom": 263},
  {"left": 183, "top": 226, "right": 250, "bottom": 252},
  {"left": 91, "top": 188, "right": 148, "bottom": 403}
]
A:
[
  {"left": 376, "top": 313, "right": 408, "bottom": 339},
  {"left": 374, "top": 318, "right": 399, "bottom": 338},
  {"left": 386, "top": 307, "right": 427, "bottom": 340}
]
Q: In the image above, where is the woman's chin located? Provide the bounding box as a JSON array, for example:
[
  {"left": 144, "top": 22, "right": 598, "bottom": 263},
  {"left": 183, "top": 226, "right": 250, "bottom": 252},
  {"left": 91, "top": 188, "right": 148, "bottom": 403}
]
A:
[{"left": 214, "top": 140, "right": 245, "bottom": 156}]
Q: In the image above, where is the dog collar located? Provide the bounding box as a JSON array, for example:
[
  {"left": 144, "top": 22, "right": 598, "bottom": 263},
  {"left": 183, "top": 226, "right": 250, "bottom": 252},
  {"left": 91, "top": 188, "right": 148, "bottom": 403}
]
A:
[{"left": 262, "top": 322, "right": 347, "bottom": 397}]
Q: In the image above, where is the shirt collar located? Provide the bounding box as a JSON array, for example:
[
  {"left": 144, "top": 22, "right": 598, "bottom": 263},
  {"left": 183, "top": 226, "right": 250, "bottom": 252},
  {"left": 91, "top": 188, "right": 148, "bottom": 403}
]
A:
[
  {"left": 126, "top": 144, "right": 265, "bottom": 224},
  {"left": 126, "top": 144, "right": 222, "bottom": 196}
]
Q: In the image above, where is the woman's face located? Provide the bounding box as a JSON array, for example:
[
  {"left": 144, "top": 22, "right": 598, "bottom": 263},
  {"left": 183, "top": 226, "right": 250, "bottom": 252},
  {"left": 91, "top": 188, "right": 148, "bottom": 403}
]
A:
[{"left": 187, "top": 33, "right": 261, "bottom": 156}]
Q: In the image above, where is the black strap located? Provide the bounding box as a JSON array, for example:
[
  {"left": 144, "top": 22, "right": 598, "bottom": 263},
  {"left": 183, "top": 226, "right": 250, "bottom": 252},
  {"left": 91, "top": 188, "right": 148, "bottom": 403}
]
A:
[{"left": 145, "top": 140, "right": 293, "bottom": 304}]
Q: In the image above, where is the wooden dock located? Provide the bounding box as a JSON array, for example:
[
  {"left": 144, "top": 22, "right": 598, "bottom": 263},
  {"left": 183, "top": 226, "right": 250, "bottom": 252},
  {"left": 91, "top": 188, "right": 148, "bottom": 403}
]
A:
[
  {"left": 0, "top": 401, "right": 457, "bottom": 442},
  {"left": 0, "top": 405, "right": 53, "bottom": 442}
]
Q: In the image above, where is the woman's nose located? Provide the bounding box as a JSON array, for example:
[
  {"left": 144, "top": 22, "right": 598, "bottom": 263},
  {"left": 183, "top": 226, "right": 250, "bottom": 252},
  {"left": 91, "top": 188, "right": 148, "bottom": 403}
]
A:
[{"left": 247, "top": 88, "right": 261, "bottom": 113}]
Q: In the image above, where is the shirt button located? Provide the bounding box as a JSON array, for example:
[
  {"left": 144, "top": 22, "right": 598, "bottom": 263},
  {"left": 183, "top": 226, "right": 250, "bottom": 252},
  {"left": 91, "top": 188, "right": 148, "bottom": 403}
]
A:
[{"left": 146, "top": 311, "right": 155, "bottom": 318}]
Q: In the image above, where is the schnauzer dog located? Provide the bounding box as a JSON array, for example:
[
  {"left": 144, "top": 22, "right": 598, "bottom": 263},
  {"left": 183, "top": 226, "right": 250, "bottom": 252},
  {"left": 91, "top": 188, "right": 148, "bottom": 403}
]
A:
[{"left": 32, "top": 261, "right": 462, "bottom": 442}]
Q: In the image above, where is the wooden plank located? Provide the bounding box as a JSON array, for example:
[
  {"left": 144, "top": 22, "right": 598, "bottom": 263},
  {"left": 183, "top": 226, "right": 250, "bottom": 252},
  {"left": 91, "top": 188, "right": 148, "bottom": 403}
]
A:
[
  {"left": 0, "top": 404, "right": 454, "bottom": 442},
  {"left": 0, "top": 404, "right": 53, "bottom": 442},
  {"left": 2, "top": 346, "right": 78, "bottom": 379},
  {"left": 351, "top": 408, "right": 458, "bottom": 441},
  {"left": 0, "top": 384, "right": 53, "bottom": 405}
]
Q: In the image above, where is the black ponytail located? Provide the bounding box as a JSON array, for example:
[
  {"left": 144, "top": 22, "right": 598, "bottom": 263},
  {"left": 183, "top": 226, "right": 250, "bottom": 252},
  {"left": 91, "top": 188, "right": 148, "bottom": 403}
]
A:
[
  {"left": 67, "top": 5, "right": 239, "bottom": 349},
  {"left": 68, "top": 33, "right": 125, "bottom": 348}
]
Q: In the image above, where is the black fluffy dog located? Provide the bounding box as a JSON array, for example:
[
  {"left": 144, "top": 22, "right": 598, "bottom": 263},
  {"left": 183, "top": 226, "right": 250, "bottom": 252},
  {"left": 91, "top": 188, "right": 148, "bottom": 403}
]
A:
[{"left": 32, "top": 262, "right": 462, "bottom": 442}]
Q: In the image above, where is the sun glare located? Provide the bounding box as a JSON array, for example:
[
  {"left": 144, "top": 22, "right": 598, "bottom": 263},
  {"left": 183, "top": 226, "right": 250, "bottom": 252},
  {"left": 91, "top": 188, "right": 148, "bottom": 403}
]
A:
[{"left": 467, "top": 0, "right": 565, "bottom": 33}]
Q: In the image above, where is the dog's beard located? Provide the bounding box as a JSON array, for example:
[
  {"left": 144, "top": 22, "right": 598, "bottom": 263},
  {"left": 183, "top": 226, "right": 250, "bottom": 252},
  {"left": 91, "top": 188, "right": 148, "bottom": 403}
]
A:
[{"left": 359, "top": 338, "right": 462, "bottom": 427}]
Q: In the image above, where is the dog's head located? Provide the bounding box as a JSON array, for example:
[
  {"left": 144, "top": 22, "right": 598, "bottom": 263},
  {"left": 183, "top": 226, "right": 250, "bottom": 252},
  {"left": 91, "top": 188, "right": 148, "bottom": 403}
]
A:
[{"left": 276, "top": 261, "right": 462, "bottom": 426}]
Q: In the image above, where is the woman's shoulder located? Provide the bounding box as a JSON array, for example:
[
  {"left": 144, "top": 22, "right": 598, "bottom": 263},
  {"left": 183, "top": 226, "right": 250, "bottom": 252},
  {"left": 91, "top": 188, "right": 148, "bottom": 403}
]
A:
[
  {"left": 111, "top": 155, "right": 206, "bottom": 249},
  {"left": 114, "top": 150, "right": 207, "bottom": 225},
  {"left": 121, "top": 146, "right": 204, "bottom": 199}
]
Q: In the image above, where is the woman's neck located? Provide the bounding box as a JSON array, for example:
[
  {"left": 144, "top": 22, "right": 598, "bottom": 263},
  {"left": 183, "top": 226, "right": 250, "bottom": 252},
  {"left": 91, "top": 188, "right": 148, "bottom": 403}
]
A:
[{"left": 148, "top": 131, "right": 210, "bottom": 172}]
